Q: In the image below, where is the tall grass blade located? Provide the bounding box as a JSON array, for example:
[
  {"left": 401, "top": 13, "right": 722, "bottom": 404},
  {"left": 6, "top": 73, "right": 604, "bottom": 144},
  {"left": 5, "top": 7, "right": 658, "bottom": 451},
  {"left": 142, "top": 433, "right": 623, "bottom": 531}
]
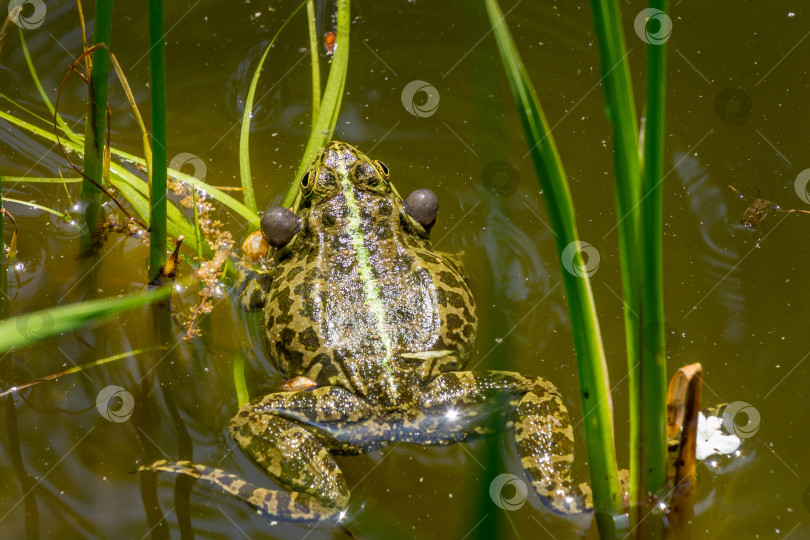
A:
[
  {"left": 588, "top": 0, "right": 643, "bottom": 510},
  {"left": 637, "top": 0, "right": 669, "bottom": 529},
  {"left": 282, "top": 0, "right": 350, "bottom": 207},
  {"left": 306, "top": 0, "right": 321, "bottom": 121},
  {"left": 17, "top": 26, "right": 78, "bottom": 144},
  {"left": 239, "top": 0, "right": 309, "bottom": 215},
  {"left": 0, "top": 161, "right": 6, "bottom": 321},
  {"left": 81, "top": 0, "right": 114, "bottom": 237},
  {"left": 0, "top": 107, "right": 258, "bottom": 227},
  {"left": 0, "top": 346, "right": 166, "bottom": 398},
  {"left": 0, "top": 285, "right": 172, "bottom": 353},
  {"left": 484, "top": 0, "right": 623, "bottom": 533},
  {"left": 147, "top": 0, "right": 168, "bottom": 281}
]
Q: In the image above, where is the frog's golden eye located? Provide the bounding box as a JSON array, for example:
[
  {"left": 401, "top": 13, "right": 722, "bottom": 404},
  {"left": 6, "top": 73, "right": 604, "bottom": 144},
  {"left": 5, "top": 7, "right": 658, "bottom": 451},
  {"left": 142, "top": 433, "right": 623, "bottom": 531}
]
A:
[
  {"left": 352, "top": 162, "right": 381, "bottom": 186},
  {"left": 300, "top": 170, "right": 316, "bottom": 196},
  {"left": 374, "top": 160, "right": 390, "bottom": 180}
]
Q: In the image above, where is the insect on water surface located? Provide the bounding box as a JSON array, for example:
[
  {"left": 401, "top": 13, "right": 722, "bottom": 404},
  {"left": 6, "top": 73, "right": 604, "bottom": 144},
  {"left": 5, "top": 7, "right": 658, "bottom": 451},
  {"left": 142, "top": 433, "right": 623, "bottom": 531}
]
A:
[{"left": 728, "top": 185, "right": 810, "bottom": 228}]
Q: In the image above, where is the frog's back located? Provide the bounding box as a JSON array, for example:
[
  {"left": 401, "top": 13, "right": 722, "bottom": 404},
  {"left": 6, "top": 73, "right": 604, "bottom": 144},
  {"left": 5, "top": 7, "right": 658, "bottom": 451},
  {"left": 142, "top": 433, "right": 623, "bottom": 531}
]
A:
[{"left": 264, "top": 186, "right": 476, "bottom": 400}]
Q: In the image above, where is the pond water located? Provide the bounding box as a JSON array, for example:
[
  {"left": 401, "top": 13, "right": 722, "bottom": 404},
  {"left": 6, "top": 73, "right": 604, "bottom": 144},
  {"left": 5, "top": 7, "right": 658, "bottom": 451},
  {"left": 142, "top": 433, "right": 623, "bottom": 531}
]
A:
[{"left": 1, "top": 0, "right": 808, "bottom": 538}]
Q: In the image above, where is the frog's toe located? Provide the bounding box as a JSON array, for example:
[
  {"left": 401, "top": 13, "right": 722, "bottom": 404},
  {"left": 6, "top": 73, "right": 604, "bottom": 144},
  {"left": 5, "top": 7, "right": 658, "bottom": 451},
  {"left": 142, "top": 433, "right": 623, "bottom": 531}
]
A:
[{"left": 140, "top": 460, "right": 340, "bottom": 521}]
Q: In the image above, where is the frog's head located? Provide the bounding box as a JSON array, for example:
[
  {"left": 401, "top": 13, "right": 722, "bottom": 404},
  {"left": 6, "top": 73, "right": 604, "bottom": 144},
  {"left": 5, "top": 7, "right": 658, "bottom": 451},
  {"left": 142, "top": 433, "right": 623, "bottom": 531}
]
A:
[
  {"left": 298, "top": 140, "right": 392, "bottom": 204},
  {"left": 258, "top": 141, "right": 439, "bottom": 251}
]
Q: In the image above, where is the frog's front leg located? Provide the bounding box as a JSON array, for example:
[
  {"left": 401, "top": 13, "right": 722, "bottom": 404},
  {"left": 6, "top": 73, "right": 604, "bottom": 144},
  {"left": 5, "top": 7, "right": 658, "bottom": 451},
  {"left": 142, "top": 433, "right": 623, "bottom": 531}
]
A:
[
  {"left": 418, "top": 370, "right": 592, "bottom": 514},
  {"left": 234, "top": 266, "right": 274, "bottom": 311}
]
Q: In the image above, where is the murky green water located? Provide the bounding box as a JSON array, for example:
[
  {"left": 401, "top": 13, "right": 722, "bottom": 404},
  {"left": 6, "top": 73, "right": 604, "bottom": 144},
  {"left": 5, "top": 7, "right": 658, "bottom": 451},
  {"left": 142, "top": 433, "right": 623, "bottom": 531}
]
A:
[{"left": 1, "top": 0, "right": 809, "bottom": 538}]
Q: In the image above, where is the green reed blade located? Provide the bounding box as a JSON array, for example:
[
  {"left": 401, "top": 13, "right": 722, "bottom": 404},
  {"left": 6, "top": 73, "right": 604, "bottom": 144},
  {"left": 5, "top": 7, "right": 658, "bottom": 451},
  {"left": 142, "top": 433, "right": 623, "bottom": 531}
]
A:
[
  {"left": 282, "top": 0, "right": 350, "bottom": 207},
  {"left": 81, "top": 0, "right": 114, "bottom": 236},
  {"left": 147, "top": 0, "right": 167, "bottom": 281},
  {"left": 17, "top": 26, "right": 79, "bottom": 144},
  {"left": 233, "top": 354, "right": 249, "bottom": 407},
  {"left": 0, "top": 160, "right": 6, "bottom": 321},
  {"left": 484, "top": 0, "right": 623, "bottom": 534},
  {"left": 0, "top": 346, "right": 166, "bottom": 399},
  {"left": 588, "top": 0, "right": 643, "bottom": 509},
  {"left": 239, "top": 0, "right": 309, "bottom": 215},
  {"left": 0, "top": 285, "right": 171, "bottom": 353},
  {"left": 637, "top": 0, "right": 669, "bottom": 526},
  {"left": 306, "top": 0, "right": 321, "bottom": 121},
  {"left": 1, "top": 176, "right": 82, "bottom": 183},
  {"left": 2, "top": 198, "right": 71, "bottom": 220}
]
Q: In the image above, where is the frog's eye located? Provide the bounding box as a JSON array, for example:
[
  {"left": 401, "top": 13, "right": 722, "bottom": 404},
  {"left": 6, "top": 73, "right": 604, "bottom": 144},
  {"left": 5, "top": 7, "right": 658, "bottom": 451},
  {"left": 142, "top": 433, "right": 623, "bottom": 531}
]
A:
[
  {"left": 403, "top": 188, "right": 439, "bottom": 230},
  {"left": 260, "top": 206, "right": 301, "bottom": 248},
  {"left": 352, "top": 162, "right": 381, "bottom": 186},
  {"left": 300, "top": 170, "right": 316, "bottom": 196},
  {"left": 374, "top": 160, "right": 390, "bottom": 180}
]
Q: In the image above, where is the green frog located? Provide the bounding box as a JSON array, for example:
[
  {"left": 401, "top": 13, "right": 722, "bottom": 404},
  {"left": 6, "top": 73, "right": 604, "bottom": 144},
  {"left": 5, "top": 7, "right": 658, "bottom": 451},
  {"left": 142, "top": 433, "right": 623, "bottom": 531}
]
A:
[{"left": 145, "top": 141, "right": 594, "bottom": 520}]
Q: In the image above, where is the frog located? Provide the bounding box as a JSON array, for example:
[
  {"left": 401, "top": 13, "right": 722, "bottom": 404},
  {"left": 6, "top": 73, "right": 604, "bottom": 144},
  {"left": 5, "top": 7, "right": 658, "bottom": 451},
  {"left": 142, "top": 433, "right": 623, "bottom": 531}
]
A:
[{"left": 144, "top": 141, "right": 595, "bottom": 521}]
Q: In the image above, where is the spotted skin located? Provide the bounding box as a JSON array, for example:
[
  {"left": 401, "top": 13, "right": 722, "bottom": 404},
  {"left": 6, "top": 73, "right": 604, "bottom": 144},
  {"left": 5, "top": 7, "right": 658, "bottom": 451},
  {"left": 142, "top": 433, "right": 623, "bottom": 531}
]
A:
[{"left": 144, "top": 141, "right": 594, "bottom": 520}]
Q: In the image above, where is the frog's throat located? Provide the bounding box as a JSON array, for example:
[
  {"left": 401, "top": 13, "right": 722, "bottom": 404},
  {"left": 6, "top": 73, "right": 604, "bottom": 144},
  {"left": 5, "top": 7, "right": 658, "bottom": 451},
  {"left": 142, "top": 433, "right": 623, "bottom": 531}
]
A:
[{"left": 338, "top": 165, "right": 398, "bottom": 397}]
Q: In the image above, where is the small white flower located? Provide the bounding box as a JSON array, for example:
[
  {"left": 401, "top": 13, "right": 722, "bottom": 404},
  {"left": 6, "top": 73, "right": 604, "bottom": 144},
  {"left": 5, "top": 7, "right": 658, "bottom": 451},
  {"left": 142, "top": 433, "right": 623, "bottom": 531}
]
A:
[{"left": 696, "top": 412, "right": 741, "bottom": 461}]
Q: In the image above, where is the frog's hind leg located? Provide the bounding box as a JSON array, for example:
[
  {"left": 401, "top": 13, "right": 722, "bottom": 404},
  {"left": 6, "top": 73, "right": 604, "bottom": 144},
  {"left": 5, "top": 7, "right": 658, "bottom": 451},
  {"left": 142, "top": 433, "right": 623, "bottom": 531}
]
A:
[
  {"left": 417, "top": 370, "right": 592, "bottom": 514},
  {"left": 226, "top": 386, "right": 378, "bottom": 520},
  {"left": 141, "top": 460, "right": 335, "bottom": 521},
  {"left": 143, "top": 387, "right": 372, "bottom": 522}
]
